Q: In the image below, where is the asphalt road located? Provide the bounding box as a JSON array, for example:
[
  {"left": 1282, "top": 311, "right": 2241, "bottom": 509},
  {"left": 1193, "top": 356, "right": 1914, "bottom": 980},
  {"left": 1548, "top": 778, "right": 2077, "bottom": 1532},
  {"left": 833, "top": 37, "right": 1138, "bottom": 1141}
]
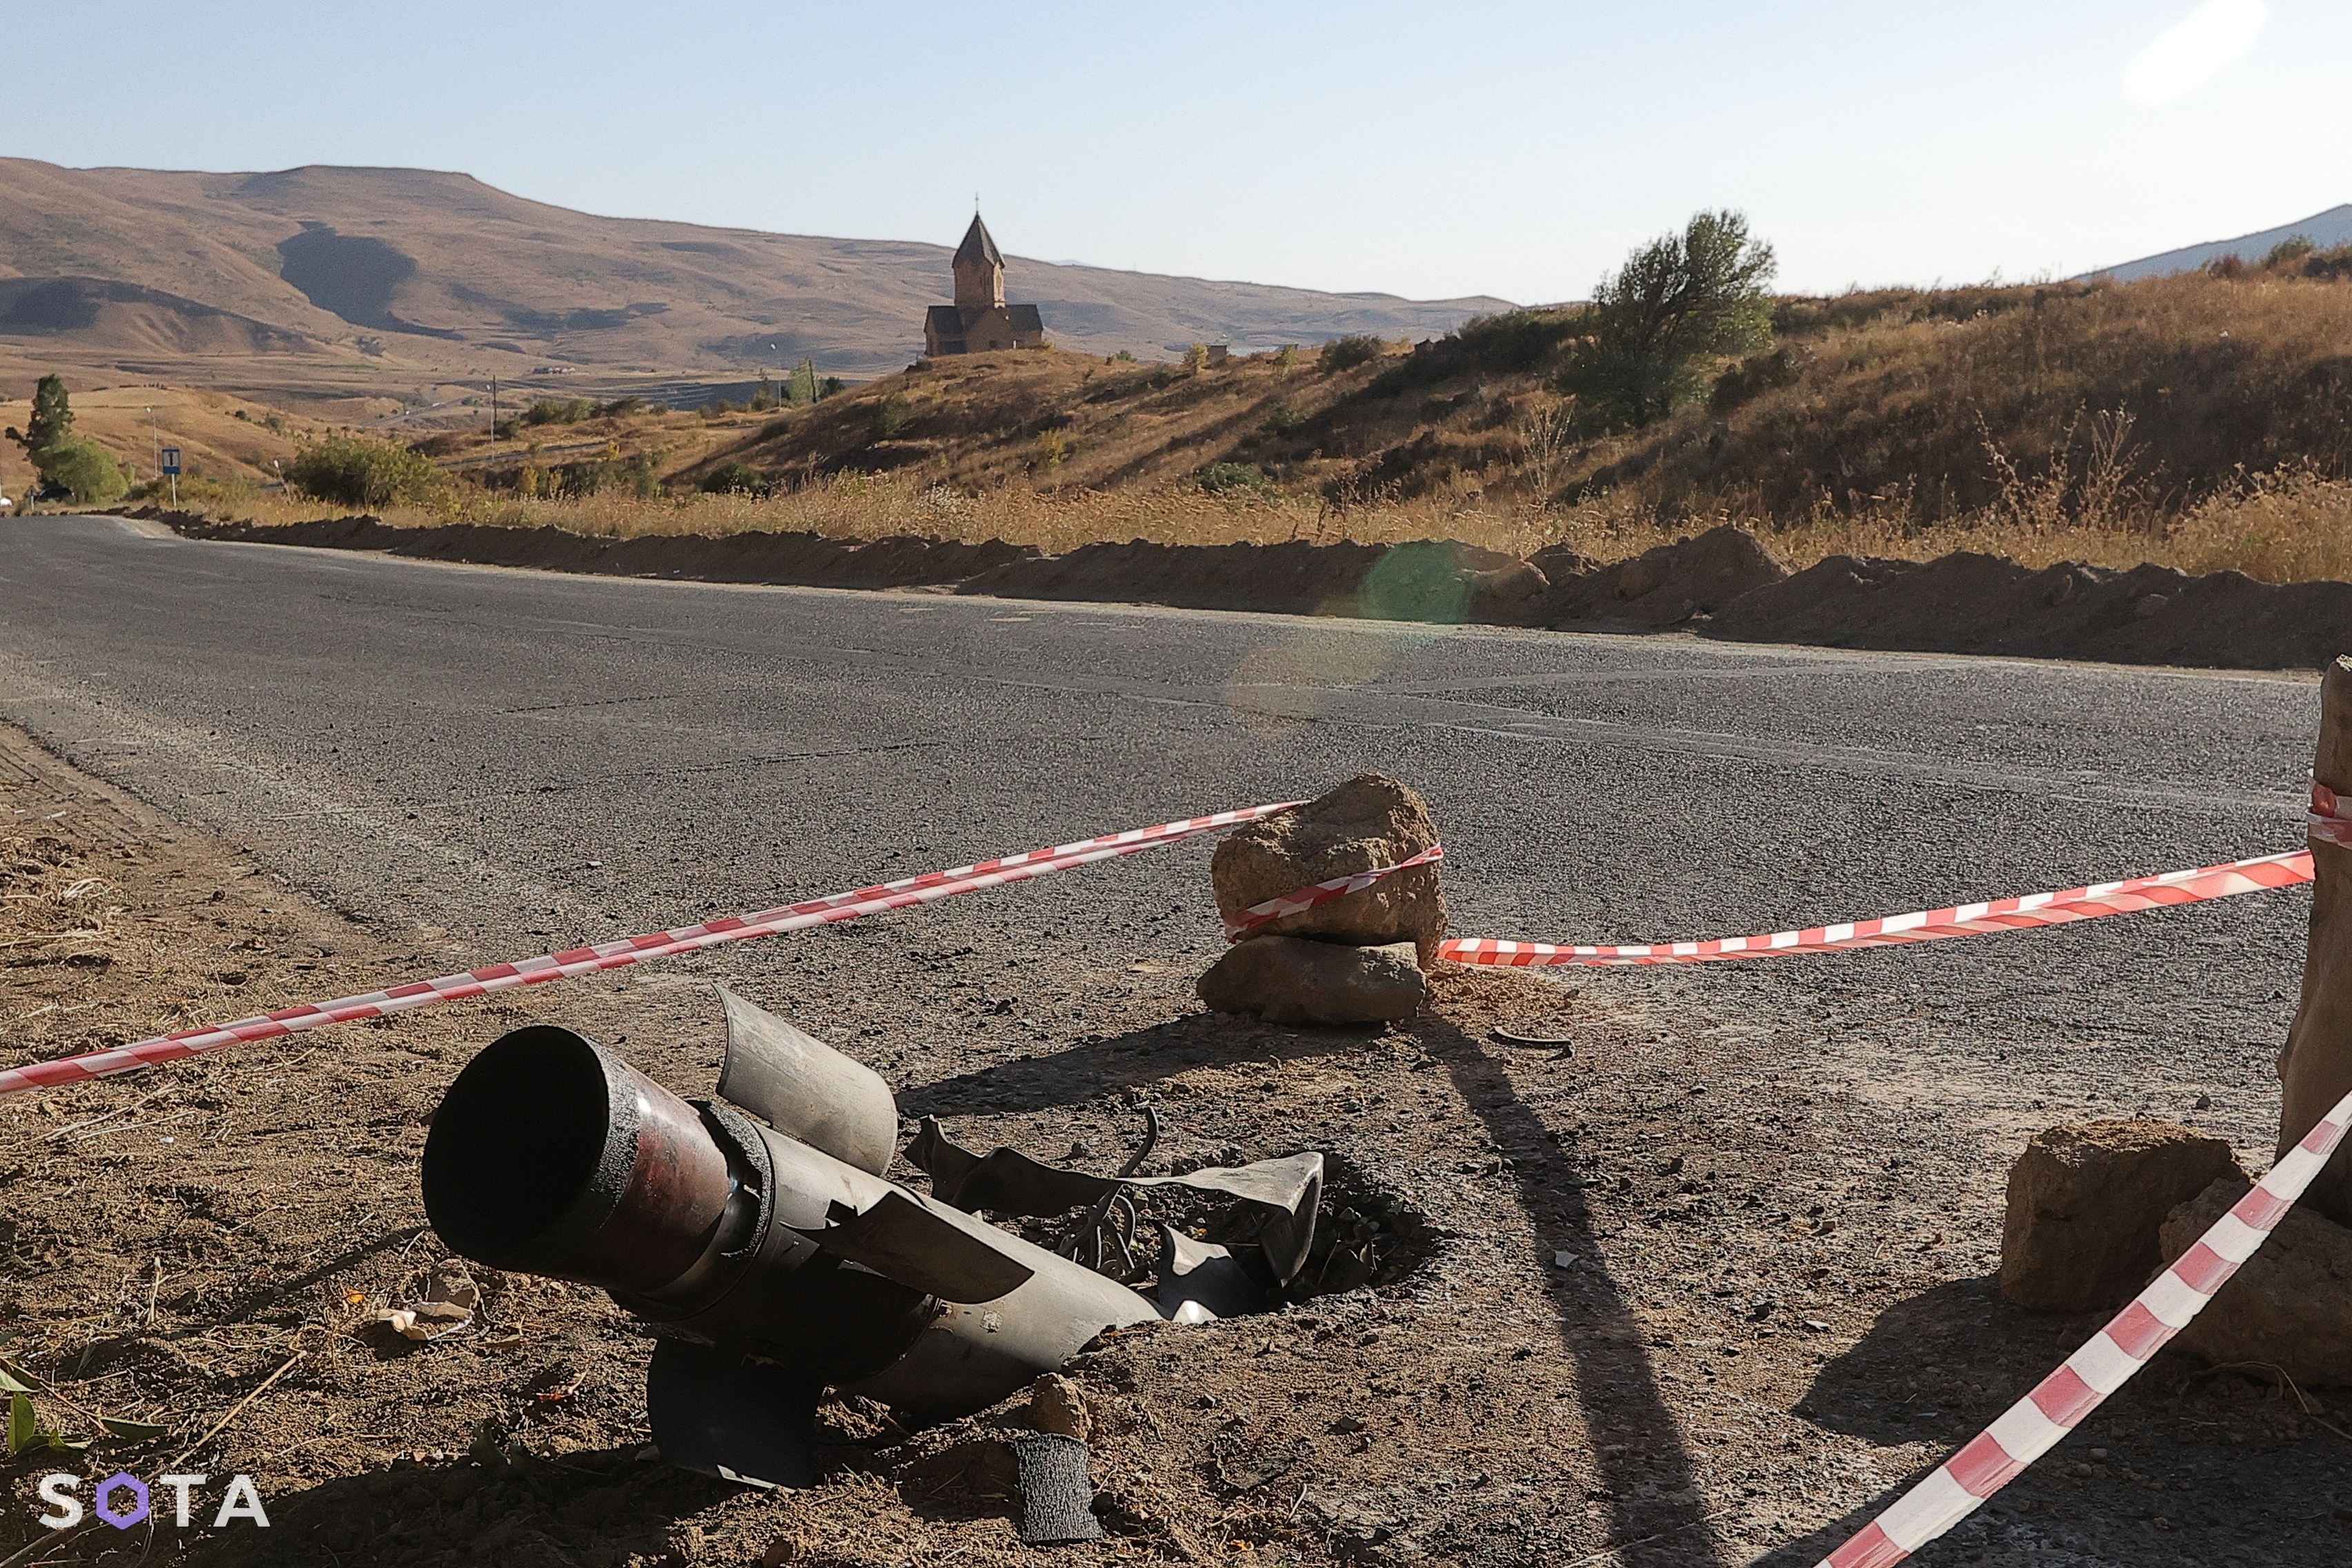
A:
[{"left": 0, "top": 514, "right": 2323, "bottom": 1147}]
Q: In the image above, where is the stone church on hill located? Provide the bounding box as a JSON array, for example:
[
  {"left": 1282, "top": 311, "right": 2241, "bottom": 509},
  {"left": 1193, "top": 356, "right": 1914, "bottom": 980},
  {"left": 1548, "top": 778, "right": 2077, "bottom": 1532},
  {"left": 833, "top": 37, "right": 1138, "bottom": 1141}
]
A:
[{"left": 924, "top": 213, "right": 1045, "bottom": 357}]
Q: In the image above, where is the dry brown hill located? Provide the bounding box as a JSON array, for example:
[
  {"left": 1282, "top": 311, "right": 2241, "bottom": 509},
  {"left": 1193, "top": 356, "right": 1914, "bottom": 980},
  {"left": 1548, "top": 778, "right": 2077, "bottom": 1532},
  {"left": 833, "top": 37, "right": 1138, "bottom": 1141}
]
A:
[
  {"left": 692, "top": 269, "right": 2352, "bottom": 534},
  {"left": 0, "top": 159, "right": 1509, "bottom": 412}
]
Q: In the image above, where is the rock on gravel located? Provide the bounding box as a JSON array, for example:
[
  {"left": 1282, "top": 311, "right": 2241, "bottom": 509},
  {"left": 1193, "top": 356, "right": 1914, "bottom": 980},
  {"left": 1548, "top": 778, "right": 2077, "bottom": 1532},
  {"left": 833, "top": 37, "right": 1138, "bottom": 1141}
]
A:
[
  {"left": 1210, "top": 772, "right": 1447, "bottom": 965},
  {"left": 1197, "top": 936, "right": 1426, "bottom": 1024},
  {"left": 1028, "top": 1373, "right": 1094, "bottom": 1441},
  {"left": 1999, "top": 1118, "right": 2243, "bottom": 1311},
  {"left": 2162, "top": 1176, "right": 2352, "bottom": 1385}
]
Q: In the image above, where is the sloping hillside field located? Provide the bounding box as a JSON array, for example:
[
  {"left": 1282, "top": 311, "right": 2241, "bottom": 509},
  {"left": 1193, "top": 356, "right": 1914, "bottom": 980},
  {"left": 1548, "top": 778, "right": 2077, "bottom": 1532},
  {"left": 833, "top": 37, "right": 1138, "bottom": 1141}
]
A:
[{"left": 0, "top": 159, "right": 1507, "bottom": 406}]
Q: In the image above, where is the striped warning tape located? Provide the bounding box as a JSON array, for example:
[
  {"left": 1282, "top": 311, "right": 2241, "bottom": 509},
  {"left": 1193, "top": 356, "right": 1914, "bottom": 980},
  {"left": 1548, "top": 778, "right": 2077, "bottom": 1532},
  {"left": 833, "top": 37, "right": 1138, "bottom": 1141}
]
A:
[
  {"left": 2311, "top": 781, "right": 2352, "bottom": 847},
  {"left": 1813, "top": 1083, "right": 2352, "bottom": 1567},
  {"left": 1, "top": 788, "right": 2334, "bottom": 1098},
  {"left": 1224, "top": 843, "right": 1446, "bottom": 939},
  {"left": 0, "top": 801, "right": 1302, "bottom": 1100},
  {"left": 1435, "top": 849, "right": 2315, "bottom": 967}
]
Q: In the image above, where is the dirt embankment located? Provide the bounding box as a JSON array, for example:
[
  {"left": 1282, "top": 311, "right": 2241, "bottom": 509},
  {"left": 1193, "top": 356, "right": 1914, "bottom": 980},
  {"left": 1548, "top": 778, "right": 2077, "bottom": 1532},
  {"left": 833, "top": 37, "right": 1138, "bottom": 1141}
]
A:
[
  {"left": 173, "top": 513, "right": 1037, "bottom": 590},
  {"left": 140, "top": 509, "right": 2352, "bottom": 669}
]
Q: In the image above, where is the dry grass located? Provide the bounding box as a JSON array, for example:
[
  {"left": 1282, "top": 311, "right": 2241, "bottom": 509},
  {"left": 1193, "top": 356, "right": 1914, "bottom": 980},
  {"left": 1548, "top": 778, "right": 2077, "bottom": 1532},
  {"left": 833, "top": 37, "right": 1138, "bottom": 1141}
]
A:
[
  {"left": 63, "top": 268, "right": 2352, "bottom": 588},
  {"left": 0, "top": 822, "right": 119, "bottom": 969},
  {"left": 116, "top": 460, "right": 2352, "bottom": 585},
  {"left": 1647, "top": 271, "right": 2352, "bottom": 522}
]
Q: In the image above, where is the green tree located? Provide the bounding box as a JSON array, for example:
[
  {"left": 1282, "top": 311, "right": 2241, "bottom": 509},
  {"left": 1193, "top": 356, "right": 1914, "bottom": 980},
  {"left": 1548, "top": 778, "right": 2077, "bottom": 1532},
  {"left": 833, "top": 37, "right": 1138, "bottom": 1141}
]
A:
[
  {"left": 1318, "top": 335, "right": 1383, "bottom": 373},
  {"left": 1559, "top": 210, "right": 1777, "bottom": 428},
  {"left": 36, "top": 439, "right": 128, "bottom": 504},
  {"left": 787, "top": 358, "right": 820, "bottom": 408},
  {"left": 11, "top": 375, "right": 73, "bottom": 455},
  {"left": 750, "top": 371, "right": 778, "bottom": 413}
]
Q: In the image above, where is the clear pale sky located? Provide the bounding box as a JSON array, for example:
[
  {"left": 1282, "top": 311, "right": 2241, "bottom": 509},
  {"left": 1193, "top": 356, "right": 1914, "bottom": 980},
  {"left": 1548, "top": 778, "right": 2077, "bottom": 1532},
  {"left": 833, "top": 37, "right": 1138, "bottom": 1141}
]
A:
[{"left": 11, "top": 1, "right": 2347, "bottom": 305}]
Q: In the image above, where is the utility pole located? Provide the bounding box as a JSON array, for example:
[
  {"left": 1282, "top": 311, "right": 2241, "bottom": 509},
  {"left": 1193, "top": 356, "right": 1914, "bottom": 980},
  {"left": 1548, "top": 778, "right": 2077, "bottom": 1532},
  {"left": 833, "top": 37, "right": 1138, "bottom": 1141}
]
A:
[
  {"left": 489, "top": 377, "right": 499, "bottom": 451},
  {"left": 147, "top": 406, "right": 157, "bottom": 479}
]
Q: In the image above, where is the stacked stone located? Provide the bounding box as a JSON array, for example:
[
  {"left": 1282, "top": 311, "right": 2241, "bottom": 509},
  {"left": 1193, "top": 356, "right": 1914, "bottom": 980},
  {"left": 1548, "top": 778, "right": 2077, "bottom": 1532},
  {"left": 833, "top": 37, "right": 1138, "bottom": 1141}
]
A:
[{"left": 1197, "top": 774, "right": 1446, "bottom": 1026}]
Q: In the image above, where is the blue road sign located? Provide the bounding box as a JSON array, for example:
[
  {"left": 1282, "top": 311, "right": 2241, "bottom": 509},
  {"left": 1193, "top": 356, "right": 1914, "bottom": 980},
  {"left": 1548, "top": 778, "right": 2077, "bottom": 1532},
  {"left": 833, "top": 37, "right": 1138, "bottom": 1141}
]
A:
[{"left": 161, "top": 448, "right": 182, "bottom": 476}]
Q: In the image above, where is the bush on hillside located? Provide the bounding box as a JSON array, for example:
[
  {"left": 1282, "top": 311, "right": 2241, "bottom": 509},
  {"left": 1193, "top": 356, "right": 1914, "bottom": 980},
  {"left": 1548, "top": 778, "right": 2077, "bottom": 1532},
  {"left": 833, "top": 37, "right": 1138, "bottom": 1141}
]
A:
[
  {"left": 870, "top": 391, "right": 912, "bottom": 440},
  {"left": 2264, "top": 237, "right": 2316, "bottom": 271},
  {"left": 2196, "top": 235, "right": 2352, "bottom": 285},
  {"left": 1319, "top": 335, "right": 1384, "bottom": 373},
  {"left": 1368, "top": 308, "right": 1584, "bottom": 395},
  {"left": 286, "top": 436, "right": 442, "bottom": 507},
  {"left": 524, "top": 398, "right": 596, "bottom": 427},
  {"left": 1198, "top": 461, "right": 1280, "bottom": 500},
  {"left": 1558, "top": 209, "right": 1777, "bottom": 429},
  {"left": 1708, "top": 343, "right": 1810, "bottom": 412},
  {"left": 700, "top": 460, "right": 770, "bottom": 496}
]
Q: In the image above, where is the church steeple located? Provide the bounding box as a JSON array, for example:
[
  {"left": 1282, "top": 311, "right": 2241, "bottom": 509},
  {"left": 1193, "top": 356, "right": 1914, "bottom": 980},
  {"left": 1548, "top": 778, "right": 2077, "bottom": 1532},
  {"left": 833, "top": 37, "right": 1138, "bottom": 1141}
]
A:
[
  {"left": 952, "top": 213, "right": 1005, "bottom": 311},
  {"left": 924, "top": 209, "right": 1041, "bottom": 357}
]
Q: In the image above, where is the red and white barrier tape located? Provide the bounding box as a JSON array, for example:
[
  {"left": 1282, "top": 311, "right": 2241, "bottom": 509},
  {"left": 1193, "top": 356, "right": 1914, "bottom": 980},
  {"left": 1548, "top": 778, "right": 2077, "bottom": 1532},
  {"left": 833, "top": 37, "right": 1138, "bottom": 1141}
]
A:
[
  {"left": 1435, "top": 849, "right": 2315, "bottom": 967},
  {"left": 0, "top": 801, "right": 1302, "bottom": 1099},
  {"left": 3, "top": 785, "right": 2336, "bottom": 1099},
  {"left": 1814, "top": 1084, "right": 2352, "bottom": 1567},
  {"left": 1224, "top": 843, "right": 1446, "bottom": 939},
  {"left": 2311, "top": 781, "right": 2352, "bottom": 847}
]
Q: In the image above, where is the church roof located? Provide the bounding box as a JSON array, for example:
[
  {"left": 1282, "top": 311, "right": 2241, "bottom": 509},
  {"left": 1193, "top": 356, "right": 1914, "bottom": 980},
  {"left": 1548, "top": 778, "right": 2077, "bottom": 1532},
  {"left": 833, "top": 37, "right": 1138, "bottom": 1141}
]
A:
[{"left": 954, "top": 214, "right": 1002, "bottom": 270}]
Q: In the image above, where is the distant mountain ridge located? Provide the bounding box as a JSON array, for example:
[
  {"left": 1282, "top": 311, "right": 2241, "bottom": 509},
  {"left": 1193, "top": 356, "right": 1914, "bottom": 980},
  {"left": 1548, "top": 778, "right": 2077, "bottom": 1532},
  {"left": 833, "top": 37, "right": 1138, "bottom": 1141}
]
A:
[
  {"left": 2086, "top": 204, "right": 2352, "bottom": 282},
  {"left": 0, "top": 159, "right": 1513, "bottom": 389}
]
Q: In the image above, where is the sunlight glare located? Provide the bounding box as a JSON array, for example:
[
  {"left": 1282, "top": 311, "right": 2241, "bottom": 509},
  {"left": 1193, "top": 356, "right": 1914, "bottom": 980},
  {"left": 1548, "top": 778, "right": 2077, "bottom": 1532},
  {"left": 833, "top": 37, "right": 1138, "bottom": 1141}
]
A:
[{"left": 2122, "top": 0, "right": 2271, "bottom": 107}]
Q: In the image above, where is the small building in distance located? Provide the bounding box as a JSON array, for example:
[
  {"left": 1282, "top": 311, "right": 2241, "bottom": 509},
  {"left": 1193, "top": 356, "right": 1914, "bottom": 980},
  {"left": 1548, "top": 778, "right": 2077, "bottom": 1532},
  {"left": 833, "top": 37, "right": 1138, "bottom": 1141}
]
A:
[{"left": 924, "top": 213, "right": 1045, "bottom": 357}]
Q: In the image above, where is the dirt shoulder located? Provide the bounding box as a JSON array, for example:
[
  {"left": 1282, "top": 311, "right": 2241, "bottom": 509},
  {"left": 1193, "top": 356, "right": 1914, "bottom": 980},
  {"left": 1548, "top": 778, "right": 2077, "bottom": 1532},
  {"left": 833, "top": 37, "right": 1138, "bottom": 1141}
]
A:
[
  {"left": 145, "top": 511, "right": 2352, "bottom": 673},
  {"left": 1, "top": 723, "right": 2345, "bottom": 1568}
]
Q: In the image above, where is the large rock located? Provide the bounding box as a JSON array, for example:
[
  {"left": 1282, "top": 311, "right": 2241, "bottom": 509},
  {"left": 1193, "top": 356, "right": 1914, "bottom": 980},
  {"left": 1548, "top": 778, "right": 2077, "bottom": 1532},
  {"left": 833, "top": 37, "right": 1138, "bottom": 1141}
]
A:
[
  {"left": 1210, "top": 774, "right": 1447, "bottom": 966},
  {"left": 1197, "top": 937, "right": 1425, "bottom": 1025},
  {"left": 2160, "top": 1177, "right": 2352, "bottom": 1386},
  {"left": 1999, "top": 1119, "right": 2243, "bottom": 1312}
]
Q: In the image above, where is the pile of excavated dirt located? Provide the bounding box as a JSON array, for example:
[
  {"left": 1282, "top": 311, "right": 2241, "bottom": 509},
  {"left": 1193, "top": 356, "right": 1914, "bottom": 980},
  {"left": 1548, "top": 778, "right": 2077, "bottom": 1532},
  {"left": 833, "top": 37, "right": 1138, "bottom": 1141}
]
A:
[
  {"left": 1710, "top": 552, "right": 2352, "bottom": 670},
  {"left": 168, "top": 513, "right": 1036, "bottom": 591},
  {"left": 133, "top": 507, "right": 2352, "bottom": 671},
  {"left": 1538, "top": 526, "right": 1794, "bottom": 629}
]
